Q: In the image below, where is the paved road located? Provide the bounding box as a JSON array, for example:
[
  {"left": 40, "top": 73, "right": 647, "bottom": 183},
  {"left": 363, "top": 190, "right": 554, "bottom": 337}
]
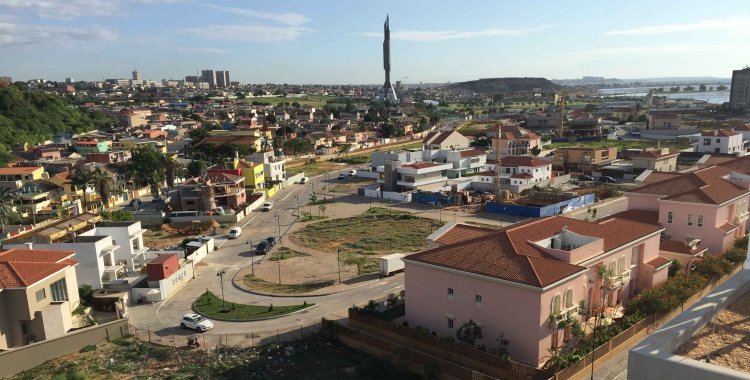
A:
[{"left": 127, "top": 166, "right": 407, "bottom": 336}]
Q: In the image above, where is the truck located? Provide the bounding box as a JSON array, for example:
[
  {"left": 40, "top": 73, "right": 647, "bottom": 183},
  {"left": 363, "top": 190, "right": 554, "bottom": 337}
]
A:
[{"left": 378, "top": 253, "right": 406, "bottom": 276}]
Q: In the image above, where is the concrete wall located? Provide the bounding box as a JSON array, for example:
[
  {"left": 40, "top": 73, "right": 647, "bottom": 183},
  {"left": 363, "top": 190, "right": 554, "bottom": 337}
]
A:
[
  {"left": 362, "top": 188, "right": 412, "bottom": 202},
  {"left": 156, "top": 262, "right": 194, "bottom": 301},
  {"left": 0, "top": 319, "right": 130, "bottom": 378}
]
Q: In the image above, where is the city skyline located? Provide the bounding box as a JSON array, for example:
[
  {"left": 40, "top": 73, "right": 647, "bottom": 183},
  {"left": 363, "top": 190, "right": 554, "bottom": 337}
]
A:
[{"left": 1, "top": 0, "right": 749, "bottom": 84}]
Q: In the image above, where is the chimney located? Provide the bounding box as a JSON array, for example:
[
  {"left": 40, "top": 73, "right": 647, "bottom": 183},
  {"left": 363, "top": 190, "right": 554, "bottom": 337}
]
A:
[{"left": 24, "top": 242, "right": 33, "bottom": 250}]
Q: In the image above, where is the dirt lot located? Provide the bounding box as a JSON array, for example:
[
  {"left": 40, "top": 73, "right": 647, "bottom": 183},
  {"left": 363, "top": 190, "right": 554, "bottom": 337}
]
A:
[
  {"left": 676, "top": 289, "right": 750, "bottom": 373},
  {"left": 143, "top": 226, "right": 230, "bottom": 250}
]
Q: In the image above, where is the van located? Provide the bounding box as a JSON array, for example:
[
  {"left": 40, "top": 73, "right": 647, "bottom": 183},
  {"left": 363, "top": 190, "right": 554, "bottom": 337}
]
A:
[
  {"left": 262, "top": 202, "right": 274, "bottom": 211},
  {"left": 228, "top": 227, "right": 242, "bottom": 239}
]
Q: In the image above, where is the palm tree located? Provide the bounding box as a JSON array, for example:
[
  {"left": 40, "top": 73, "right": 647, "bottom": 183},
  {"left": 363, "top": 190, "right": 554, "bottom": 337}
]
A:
[
  {"left": 70, "top": 168, "right": 93, "bottom": 212},
  {"left": 91, "top": 168, "right": 114, "bottom": 209},
  {"left": 163, "top": 155, "right": 183, "bottom": 189}
]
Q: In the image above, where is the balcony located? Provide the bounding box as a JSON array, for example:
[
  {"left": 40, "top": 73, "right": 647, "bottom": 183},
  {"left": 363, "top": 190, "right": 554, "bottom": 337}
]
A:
[
  {"left": 735, "top": 211, "right": 749, "bottom": 225},
  {"left": 606, "top": 272, "right": 630, "bottom": 290}
]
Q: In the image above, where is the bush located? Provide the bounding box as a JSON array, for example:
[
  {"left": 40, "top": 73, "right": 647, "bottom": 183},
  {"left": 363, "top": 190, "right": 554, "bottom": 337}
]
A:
[
  {"left": 724, "top": 247, "right": 747, "bottom": 264},
  {"left": 668, "top": 259, "right": 682, "bottom": 277},
  {"left": 78, "top": 285, "right": 93, "bottom": 306},
  {"left": 80, "top": 344, "right": 96, "bottom": 353},
  {"left": 456, "top": 319, "right": 483, "bottom": 346},
  {"left": 626, "top": 274, "right": 705, "bottom": 316},
  {"left": 693, "top": 254, "right": 733, "bottom": 279}
]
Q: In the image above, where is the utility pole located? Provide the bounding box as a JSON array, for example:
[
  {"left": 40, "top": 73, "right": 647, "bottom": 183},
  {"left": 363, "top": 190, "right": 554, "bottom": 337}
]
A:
[
  {"left": 337, "top": 248, "right": 342, "bottom": 284},
  {"left": 247, "top": 240, "right": 254, "bottom": 276},
  {"left": 494, "top": 123, "right": 501, "bottom": 201},
  {"left": 216, "top": 269, "right": 227, "bottom": 311}
]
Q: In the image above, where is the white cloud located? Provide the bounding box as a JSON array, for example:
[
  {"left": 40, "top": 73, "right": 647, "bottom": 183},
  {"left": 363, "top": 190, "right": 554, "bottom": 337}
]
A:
[
  {"left": 359, "top": 25, "right": 552, "bottom": 42},
  {"left": 202, "top": 5, "right": 310, "bottom": 26},
  {"left": 606, "top": 17, "right": 750, "bottom": 36},
  {"left": 172, "top": 46, "right": 227, "bottom": 54},
  {"left": 0, "top": 21, "right": 117, "bottom": 46},
  {"left": 0, "top": 0, "right": 120, "bottom": 19},
  {"left": 178, "top": 24, "right": 311, "bottom": 43}
]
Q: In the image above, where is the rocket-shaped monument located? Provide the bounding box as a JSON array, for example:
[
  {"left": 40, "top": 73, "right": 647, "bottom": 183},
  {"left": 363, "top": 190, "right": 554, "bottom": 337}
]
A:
[{"left": 377, "top": 15, "right": 398, "bottom": 103}]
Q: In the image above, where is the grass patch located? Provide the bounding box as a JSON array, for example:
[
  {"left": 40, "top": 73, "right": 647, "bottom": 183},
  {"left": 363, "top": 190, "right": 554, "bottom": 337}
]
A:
[
  {"left": 548, "top": 139, "right": 693, "bottom": 151},
  {"left": 268, "top": 247, "right": 310, "bottom": 261},
  {"left": 242, "top": 275, "right": 334, "bottom": 295},
  {"left": 287, "top": 161, "right": 342, "bottom": 176},
  {"left": 293, "top": 207, "right": 443, "bottom": 273},
  {"left": 301, "top": 212, "right": 327, "bottom": 222},
  {"left": 72, "top": 305, "right": 87, "bottom": 316},
  {"left": 194, "top": 291, "right": 313, "bottom": 320}
]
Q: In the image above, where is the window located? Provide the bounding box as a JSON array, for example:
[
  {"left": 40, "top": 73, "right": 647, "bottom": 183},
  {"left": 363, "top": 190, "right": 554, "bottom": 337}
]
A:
[
  {"left": 703, "top": 138, "right": 711, "bottom": 145},
  {"left": 448, "top": 318, "right": 454, "bottom": 328},
  {"left": 50, "top": 278, "right": 68, "bottom": 302},
  {"left": 475, "top": 294, "right": 482, "bottom": 307},
  {"left": 667, "top": 211, "right": 673, "bottom": 224},
  {"left": 564, "top": 289, "right": 574, "bottom": 309},
  {"left": 609, "top": 261, "right": 616, "bottom": 275},
  {"left": 552, "top": 295, "right": 561, "bottom": 315},
  {"left": 619, "top": 257, "right": 626, "bottom": 274},
  {"left": 447, "top": 288, "right": 454, "bottom": 300},
  {"left": 35, "top": 288, "right": 46, "bottom": 302},
  {"left": 697, "top": 215, "right": 704, "bottom": 227},
  {"left": 716, "top": 138, "right": 721, "bottom": 143},
  {"left": 631, "top": 245, "right": 641, "bottom": 267},
  {"left": 132, "top": 238, "right": 140, "bottom": 250},
  {"left": 687, "top": 214, "right": 694, "bottom": 226}
]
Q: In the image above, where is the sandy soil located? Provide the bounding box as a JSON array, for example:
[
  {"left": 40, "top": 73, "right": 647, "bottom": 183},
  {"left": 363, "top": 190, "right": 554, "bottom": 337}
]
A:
[{"left": 676, "top": 290, "right": 750, "bottom": 373}]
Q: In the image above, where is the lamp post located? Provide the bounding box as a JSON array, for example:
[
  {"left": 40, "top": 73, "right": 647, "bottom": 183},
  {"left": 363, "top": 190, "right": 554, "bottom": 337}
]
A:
[
  {"left": 216, "top": 269, "right": 227, "bottom": 311},
  {"left": 278, "top": 237, "right": 283, "bottom": 284},
  {"left": 337, "top": 248, "right": 342, "bottom": 284},
  {"left": 295, "top": 195, "right": 300, "bottom": 218},
  {"left": 247, "top": 240, "right": 254, "bottom": 276}
]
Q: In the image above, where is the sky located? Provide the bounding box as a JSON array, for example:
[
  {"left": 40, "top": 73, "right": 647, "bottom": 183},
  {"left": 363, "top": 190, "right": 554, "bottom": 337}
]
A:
[{"left": 1, "top": 0, "right": 749, "bottom": 84}]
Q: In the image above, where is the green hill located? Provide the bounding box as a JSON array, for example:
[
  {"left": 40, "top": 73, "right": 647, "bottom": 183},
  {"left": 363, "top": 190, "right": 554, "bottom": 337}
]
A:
[
  {"left": 0, "top": 83, "right": 114, "bottom": 149},
  {"left": 448, "top": 77, "right": 562, "bottom": 94}
]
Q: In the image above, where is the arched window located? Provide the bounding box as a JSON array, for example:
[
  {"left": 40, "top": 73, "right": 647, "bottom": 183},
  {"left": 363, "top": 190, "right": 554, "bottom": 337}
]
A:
[
  {"left": 609, "top": 261, "right": 616, "bottom": 275},
  {"left": 552, "top": 295, "right": 561, "bottom": 314},
  {"left": 564, "top": 289, "right": 574, "bottom": 309},
  {"left": 619, "top": 256, "right": 626, "bottom": 273}
]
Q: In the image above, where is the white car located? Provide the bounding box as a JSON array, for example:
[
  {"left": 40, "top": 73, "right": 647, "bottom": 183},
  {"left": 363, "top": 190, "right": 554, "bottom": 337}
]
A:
[
  {"left": 262, "top": 201, "right": 274, "bottom": 211},
  {"left": 348, "top": 170, "right": 357, "bottom": 176},
  {"left": 298, "top": 176, "right": 309, "bottom": 184},
  {"left": 228, "top": 227, "right": 242, "bottom": 239},
  {"left": 180, "top": 313, "right": 213, "bottom": 332}
]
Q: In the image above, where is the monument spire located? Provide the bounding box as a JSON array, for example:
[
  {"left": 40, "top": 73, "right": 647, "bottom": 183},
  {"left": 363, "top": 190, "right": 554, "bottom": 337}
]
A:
[{"left": 377, "top": 14, "right": 398, "bottom": 102}]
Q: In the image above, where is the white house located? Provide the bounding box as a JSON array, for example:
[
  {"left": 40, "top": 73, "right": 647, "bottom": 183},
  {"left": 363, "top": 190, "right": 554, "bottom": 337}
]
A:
[
  {"left": 695, "top": 130, "right": 744, "bottom": 155},
  {"left": 476, "top": 156, "right": 554, "bottom": 193},
  {"left": 249, "top": 151, "right": 286, "bottom": 182},
  {"left": 396, "top": 162, "right": 453, "bottom": 191},
  {"left": 79, "top": 221, "right": 148, "bottom": 273}
]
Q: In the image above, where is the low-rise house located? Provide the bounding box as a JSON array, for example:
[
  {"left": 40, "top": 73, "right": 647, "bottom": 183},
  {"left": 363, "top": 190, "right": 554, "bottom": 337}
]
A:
[
  {"left": 0, "top": 248, "right": 80, "bottom": 349},
  {"left": 118, "top": 108, "right": 151, "bottom": 129},
  {"left": 658, "top": 239, "right": 707, "bottom": 272},
  {"left": 632, "top": 148, "right": 678, "bottom": 173},
  {"left": 490, "top": 124, "right": 542, "bottom": 157},
  {"left": 422, "top": 130, "right": 470, "bottom": 150},
  {"left": 626, "top": 159, "right": 750, "bottom": 253},
  {"left": 236, "top": 160, "right": 265, "bottom": 191},
  {"left": 85, "top": 151, "right": 131, "bottom": 164},
  {"left": 178, "top": 172, "right": 247, "bottom": 211},
  {"left": 0, "top": 166, "right": 45, "bottom": 190},
  {"left": 647, "top": 112, "right": 682, "bottom": 129},
  {"left": 552, "top": 146, "right": 617, "bottom": 173},
  {"left": 694, "top": 130, "right": 743, "bottom": 155},
  {"left": 73, "top": 140, "right": 111, "bottom": 154},
  {"left": 479, "top": 156, "right": 554, "bottom": 192},
  {"left": 392, "top": 161, "right": 452, "bottom": 191},
  {"left": 404, "top": 216, "right": 669, "bottom": 367},
  {"left": 423, "top": 148, "right": 487, "bottom": 178},
  {"left": 248, "top": 151, "right": 286, "bottom": 183}
]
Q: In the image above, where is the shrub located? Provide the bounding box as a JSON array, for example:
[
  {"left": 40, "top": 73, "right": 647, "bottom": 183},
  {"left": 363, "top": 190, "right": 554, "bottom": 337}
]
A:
[
  {"left": 402, "top": 321, "right": 409, "bottom": 327},
  {"left": 80, "top": 344, "right": 96, "bottom": 353},
  {"left": 78, "top": 285, "right": 93, "bottom": 306},
  {"left": 268, "top": 304, "right": 274, "bottom": 312},
  {"left": 626, "top": 274, "right": 705, "bottom": 316},
  {"left": 456, "top": 319, "right": 483, "bottom": 346},
  {"left": 724, "top": 247, "right": 747, "bottom": 264},
  {"left": 693, "top": 254, "right": 733, "bottom": 279},
  {"left": 415, "top": 325, "right": 430, "bottom": 336},
  {"left": 668, "top": 259, "right": 682, "bottom": 277},
  {"left": 733, "top": 235, "right": 748, "bottom": 250}
]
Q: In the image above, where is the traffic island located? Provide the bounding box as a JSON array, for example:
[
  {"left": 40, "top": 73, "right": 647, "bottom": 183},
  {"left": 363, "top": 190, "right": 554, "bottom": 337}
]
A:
[
  {"left": 193, "top": 291, "right": 314, "bottom": 322},
  {"left": 242, "top": 275, "right": 334, "bottom": 295}
]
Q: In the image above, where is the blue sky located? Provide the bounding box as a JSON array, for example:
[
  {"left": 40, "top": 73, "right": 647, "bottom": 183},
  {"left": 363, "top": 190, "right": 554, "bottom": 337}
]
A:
[{"left": 1, "top": 0, "right": 749, "bottom": 84}]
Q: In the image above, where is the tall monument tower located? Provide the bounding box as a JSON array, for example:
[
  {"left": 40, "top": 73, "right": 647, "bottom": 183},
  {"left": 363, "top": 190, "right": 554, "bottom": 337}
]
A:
[{"left": 377, "top": 15, "right": 398, "bottom": 103}]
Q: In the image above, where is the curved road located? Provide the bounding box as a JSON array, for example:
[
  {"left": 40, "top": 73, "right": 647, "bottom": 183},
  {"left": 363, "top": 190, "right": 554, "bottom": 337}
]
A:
[{"left": 128, "top": 166, "right": 405, "bottom": 336}]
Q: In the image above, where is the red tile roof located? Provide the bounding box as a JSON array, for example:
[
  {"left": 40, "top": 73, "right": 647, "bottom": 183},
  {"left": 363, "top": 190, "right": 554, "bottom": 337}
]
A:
[
  {"left": 423, "top": 131, "right": 459, "bottom": 146},
  {"left": 434, "top": 224, "right": 495, "bottom": 245},
  {"left": 639, "top": 172, "right": 684, "bottom": 184},
  {"left": 500, "top": 156, "right": 551, "bottom": 167},
  {"left": 660, "top": 240, "right": 706, "bottom": 256},
  {"left": 459, "top": 149, "right": 486, "bottom": 158},
  {"left": 628, "top": 166, "right": 749, "bottom": 205},
  {"left": 633, "top": 150, "right": 678, "bottom": 159},
  {"left": 0, "top": 249, "right": 77, "bottom": 289},
  {"left": 511, "top": 172, "right": 534, "bottom": 179},
  {"left": 0, "top": 166, "right": 42, "bottom": 174},
  {"left": 646, "top": 256, "right": 671, "bottom": 269},
  {"left": 718, "top": 222, "right": 737, "bottom": 233},
  {"left": 604, "top": 209, "right": 660, "bottom": 226},
  {"left": 401, "top": 162, "right": 442, "bottom": 169},
  {"left": 701, "top": 129, "right": 738, "bottom": 137},
  {"left": 408, "top": 215, "right": 662, "bottom": 288}
]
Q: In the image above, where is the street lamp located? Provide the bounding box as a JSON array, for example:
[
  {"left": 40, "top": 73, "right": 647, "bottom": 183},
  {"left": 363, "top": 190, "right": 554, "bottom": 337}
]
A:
[
  {"left": 337, "top": 248, "right": 342, "bottom": 284},
  {"left": 295, "top": 194, "right": 300, "bottom": 218},
  {"left": 246, "top": 240, "right": 254, "bottom": 276},
  {"left": 216, "top": 269, "right": 227, "bottom": 311}
]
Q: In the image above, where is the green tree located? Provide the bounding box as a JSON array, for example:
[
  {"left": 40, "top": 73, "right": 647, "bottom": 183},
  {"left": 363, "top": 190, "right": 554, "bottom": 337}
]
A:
[
  {"left": 0, "top": 187, "right": 19, "bottom": 230},
  {"left": 456, "top": 319, "right": 483, "bottom": 346},
  {"left": 91, "top": 167, "right": 114, "bottom": 209},
  {"left": 283, "top": 138, "right": 312, "bottom": 155},
  {"left": 187, "top": 159, "right": 207, "bottom": 177},
  {"left": 530, "top": 145, "right": 542, "bottom": 156},
  {"left": 70, "top": 168, "right": 93, "bottom": 211},
  {"left": 163, "top": 155, "right": 183, "bottom": 188},
  {"left": 127, "top": 145, "right": 166, "bottom": 196}
]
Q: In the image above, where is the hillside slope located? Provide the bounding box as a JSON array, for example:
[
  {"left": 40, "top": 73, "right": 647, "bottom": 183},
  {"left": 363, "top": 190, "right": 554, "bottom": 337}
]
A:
[{"left": 448, "top": 77, "right": 562, "bottom": 94}]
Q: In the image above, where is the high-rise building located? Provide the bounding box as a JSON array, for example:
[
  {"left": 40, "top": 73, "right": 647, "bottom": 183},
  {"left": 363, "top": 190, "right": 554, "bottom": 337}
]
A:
[
  {"left": 216, "top": 70, "right": 230, "bottom": 88},
  {"left": 65, "top": 77, "right": 73, "bottom": 84},
  {"left": 377, "top": 15, "right": 398, "bottom": 103},
  {"left": 729, "top": 67, "right": 750, "bottom": 111},
  {"left": 132, "top": 70, "right": 141, "bottom": 81},
  {"left": 201, "top": 70, "right": 217, "bottom": 88},
  {"left": 185, "top": 75, "right": 198, "bottom": 84}
]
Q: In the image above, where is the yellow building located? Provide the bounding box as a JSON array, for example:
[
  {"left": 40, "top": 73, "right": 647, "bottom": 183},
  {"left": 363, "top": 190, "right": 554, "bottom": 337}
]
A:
[
  {"left": 0, "top": 166, "right": 45, "bottom": 183},
  {"left": 236, "top": 160, "right": 265, "bottom": 191}
]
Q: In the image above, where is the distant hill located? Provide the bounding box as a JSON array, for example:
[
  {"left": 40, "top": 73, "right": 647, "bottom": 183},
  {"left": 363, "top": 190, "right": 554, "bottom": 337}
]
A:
[
  {"left": 447, "top": 77, "right": 562, "bottom": 94},
  {"left": 0, "top": 83, "right": 114, "bottom": 149}
]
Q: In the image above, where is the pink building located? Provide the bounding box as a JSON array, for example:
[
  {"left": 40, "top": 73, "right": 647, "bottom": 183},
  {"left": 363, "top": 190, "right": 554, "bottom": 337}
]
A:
[
  {"left": 404, "top": 216, "right": 669, "bottom": 367},
  {"left": 626, "top": 159, "right": 750, "bottom": 254},
  {"left": 490, "top": 124, "right": 542, "bottom": 156}
]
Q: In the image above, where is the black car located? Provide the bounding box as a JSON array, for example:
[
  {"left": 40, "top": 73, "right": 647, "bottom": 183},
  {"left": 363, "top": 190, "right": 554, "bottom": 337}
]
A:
[
  {"left": 599, "top": 176, "right": 616, "bottom": 184},
  {"left": 266, "top": 236, "right": 279, "bottom": 247},
  {"left": 578, "top": 175, "right": 594, "bottom": 182},
  {"left": 255, "top": 240, "right": 271, "bottom": 254}
]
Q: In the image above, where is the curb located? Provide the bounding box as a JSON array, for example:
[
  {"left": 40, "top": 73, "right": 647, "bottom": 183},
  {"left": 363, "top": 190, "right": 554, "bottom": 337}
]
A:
[
  {"left": 230, "top": 264, "right": 382, "bottom": 298},
  {"left": 191, "top": 300, "right": 318, "bottom": 323}
]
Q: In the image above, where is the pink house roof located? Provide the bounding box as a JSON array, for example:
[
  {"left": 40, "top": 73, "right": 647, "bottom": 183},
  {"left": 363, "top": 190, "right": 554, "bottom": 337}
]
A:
[{"left": 628, "top": 166, "right": 749, "bottom": 205}]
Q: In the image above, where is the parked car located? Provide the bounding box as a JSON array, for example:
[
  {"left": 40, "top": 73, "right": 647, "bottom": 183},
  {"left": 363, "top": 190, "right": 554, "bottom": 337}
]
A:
[
  {"left": 261, "top": 201, "right": 274, "bottom": 211},
  {"left": 180, "top": 313, "right": 213, "bottom": 332},
  {"left": 298, "top": 176, "right": 309, "bottom": 184},
  {"left": 348, "top": 170, "right": 357, "bottom": 176},
  {"left": 338, "top": 173, "right": 348, "bottom": 180},
  {"left": 228, "top": 227, "right": 242, "bottom": 239},
  {"left": 266, "top": 236, "right": 279, "bottom": 247},
  {"left": 578, "top": 175, "right": 594, "bottom": 182},
  {"left": 152, "top": 195, "right": 163, "bottom": 203},
  {"left": 599, "top": 176, "right": 616, "bottom": 184},
  {"left": 256, "top": 240, "right": 271, "bottom": 254}
]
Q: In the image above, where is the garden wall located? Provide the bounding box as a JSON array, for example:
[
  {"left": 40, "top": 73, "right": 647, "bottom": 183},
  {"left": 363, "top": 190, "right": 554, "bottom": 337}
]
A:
[
  {"left": 0, "top": 319, "right": 130, "bottom": 378},
  {"left": 486, "top": 193, "right": 595, "bottom": 218}
]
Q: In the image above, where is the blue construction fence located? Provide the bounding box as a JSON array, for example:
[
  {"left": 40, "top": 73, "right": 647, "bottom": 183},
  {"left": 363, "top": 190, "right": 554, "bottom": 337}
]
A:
[
  {"left": 550, "top": 136, "right": 603, "bottom": 143},
  {"left": 486, "top": 193, "right": 595, "bottom": 218},
  {"left": 411, "top": 192, "right": 461, "bottom": 206}
]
